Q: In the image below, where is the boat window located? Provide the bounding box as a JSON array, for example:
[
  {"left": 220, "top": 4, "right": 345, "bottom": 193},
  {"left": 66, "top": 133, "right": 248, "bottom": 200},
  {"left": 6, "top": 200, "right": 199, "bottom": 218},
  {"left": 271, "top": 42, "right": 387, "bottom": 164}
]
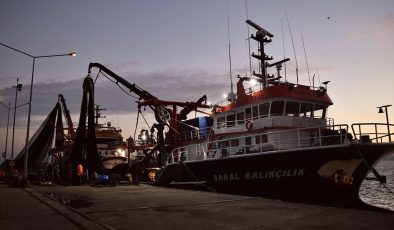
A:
[
  {"left": 218, "top": 141, "right": 228, "bottom": 148},
  {"left": 237, "top": 112, "right": 245, "bottom": 124},
  {"left": 261, "top": 134, "right": 267, "bottom": 143},
  {"left": 245, "top": 107, "right": 252, "bottom": 120},
  {"left": 255, "top": 135, "right": 261, "bottom": 144},
  {"left": 314, "top": 104, "right": 326, "bottom": 119},
  {"left": 285, "top": 101, "right": 300, "bottom": 116},
  {"left": 252, "top": 106, "right": 259, "bottom": 120},
  {"left": 227, "top": 114, "right": 235, "bottom": 127},
  {"left": 230, "top": 139, "right": 239, "bottom": 147},
  {"left": 259, "top": 103, "right": 269, "bottom": 117},
  {"left": 300, "top": 103, "right": 313, "bottom": 117},
  {"left": 270, "top": 101, "right": 284, "bottom": 116},
  {"left": 245, "top": 137, "right": 252, "bottom": 145},
  {"left": 217, "top": 116, "right": 225, "bottom": 129}
]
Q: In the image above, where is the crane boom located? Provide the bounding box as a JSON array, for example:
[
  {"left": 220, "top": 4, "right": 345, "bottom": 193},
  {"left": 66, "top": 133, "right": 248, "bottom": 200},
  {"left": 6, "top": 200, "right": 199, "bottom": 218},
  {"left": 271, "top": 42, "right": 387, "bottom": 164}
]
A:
[
  {"left": 88, "top": 62, "right": 155, "bottom": 101},
  {"left": 58, "top": 94, "right": 75, "bottom": 138},
  {"left": 88, "top": 62, "right": 209, "bottom": 122}
]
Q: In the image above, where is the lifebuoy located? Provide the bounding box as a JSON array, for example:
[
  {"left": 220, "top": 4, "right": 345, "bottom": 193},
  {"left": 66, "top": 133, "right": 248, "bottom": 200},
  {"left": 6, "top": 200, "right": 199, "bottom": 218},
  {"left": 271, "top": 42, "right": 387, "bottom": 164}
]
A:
[{"left": 246, "top": 120, "right": 253, "bottom": 131}]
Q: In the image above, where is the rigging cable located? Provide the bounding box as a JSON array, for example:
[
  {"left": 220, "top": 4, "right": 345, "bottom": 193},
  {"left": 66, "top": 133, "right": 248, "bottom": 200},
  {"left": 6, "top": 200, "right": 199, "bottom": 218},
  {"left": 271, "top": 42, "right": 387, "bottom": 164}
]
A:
[
  {"left": 226, "top": 0, "right": 234, "bottom": 94},
  {"left": 285, "top": 12, "right": 299, "bottom": 85},
  {"left": 172, "top": 116, "right": 199, "bottom": 131},
  {"left": 301, "top": 34, "right": 312, "bottom": 87},
  {"left": 133, "top": 108, "right": 140, "bottom": 140},
  {"left": 281, "top": 18, "right": 287, "bottom": 82},
  {"left": 93, "top": 70, "right": 100, "bottom": 83},
  {"left": 99, "top": 71, "right": 139, "bottom": 100},
  {"left": 139, "top": 109, "right": 151, "bottom": 130},
  {"left": 245, "top": 0, "right": 252, "bottom": 77}
]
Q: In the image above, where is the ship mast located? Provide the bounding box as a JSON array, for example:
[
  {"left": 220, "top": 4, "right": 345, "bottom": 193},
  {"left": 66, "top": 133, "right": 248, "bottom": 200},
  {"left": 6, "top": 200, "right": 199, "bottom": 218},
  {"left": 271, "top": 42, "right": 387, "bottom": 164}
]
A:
[
  {"left": 247, "top": 19, "right": 289, "bottom": 88},
  {"left": 94, "top": 104, "right": 106, "bottom": 126}
]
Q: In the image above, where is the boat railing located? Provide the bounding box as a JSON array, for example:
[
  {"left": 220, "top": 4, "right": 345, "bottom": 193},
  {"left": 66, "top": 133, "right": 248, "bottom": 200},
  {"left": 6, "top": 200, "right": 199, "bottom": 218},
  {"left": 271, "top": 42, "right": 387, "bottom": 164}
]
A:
[
  {"left": 351, "top": 123, "right": 394, "bottom": 143},
  {"left": 215, "top": 116, "right": 335, "bottom": 130},
  {"left": 326, "top": 117, "right": 334, "bottom": 127},
  {"left": 167, "top": 124, "right": 350, "bottom": 164},
  {"left": 179, "top": 127, "right": 212, "bottom": 142}
]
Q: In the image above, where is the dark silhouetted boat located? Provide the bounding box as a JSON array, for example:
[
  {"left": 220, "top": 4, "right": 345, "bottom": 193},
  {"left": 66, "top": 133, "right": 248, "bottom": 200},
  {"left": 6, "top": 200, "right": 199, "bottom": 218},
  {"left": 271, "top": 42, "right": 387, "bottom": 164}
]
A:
[{"left": 153, "top": 19, "right": 394, "bottom": 206}]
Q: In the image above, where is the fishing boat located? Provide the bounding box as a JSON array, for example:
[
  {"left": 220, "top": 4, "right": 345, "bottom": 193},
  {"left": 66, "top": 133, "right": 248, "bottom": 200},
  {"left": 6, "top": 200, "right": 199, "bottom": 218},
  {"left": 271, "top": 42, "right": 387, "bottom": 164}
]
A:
[
  {"left": 93, "top": 105, "right": 128, "bottom": 172},
  {"left": 79, "top": 19, "right": 394, "bottom": 206},
  {"left": 150, "top": 19, "right": 394, "bottom": 206},
  {"left": 96, "top": 123, "right": 128, "bottom": 171}
]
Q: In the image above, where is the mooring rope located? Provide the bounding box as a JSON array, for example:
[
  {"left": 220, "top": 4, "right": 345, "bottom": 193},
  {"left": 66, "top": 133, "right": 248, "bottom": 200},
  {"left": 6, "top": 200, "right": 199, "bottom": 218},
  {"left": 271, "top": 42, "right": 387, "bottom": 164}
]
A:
[
  {"left": 133, "top": 109, "right": 140, "bottom": 140},
  {"left": 354, "top": 144, "right": 394, "bottom": 196},
  {"left": 179, "top": 160, "right": 217, "bottom": 193}
]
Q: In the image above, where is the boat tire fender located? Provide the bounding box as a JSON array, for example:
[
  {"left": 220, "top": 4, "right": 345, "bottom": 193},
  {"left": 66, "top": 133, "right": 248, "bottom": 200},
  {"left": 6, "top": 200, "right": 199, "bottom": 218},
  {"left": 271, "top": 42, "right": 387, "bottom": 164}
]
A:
[{"left": 246, "top": 120, "right": 253, "bottom": 131}]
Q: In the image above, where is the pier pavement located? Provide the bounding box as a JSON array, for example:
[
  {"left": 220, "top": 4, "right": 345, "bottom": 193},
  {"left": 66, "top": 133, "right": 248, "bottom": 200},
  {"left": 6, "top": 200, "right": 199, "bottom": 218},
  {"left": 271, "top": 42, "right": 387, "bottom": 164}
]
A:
[{"left": 1, "top": 182, "right": 394, "bottom": 230}]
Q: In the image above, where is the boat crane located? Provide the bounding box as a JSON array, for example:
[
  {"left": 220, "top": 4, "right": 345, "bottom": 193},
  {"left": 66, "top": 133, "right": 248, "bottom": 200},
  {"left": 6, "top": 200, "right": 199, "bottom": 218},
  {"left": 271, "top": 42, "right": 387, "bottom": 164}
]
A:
[
  {"left": 58, "top": 94, "right": 75, "bottom": 140},
  {"left": 87, "top": 63, "right": 211, "bottom": 165}
]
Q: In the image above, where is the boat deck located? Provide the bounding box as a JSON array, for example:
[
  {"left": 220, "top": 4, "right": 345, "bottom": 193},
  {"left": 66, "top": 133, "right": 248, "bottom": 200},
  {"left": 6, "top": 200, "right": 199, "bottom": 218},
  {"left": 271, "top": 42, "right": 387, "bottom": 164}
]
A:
[{"left": 1, "top": 182, "right": 393, "bottom": 230}]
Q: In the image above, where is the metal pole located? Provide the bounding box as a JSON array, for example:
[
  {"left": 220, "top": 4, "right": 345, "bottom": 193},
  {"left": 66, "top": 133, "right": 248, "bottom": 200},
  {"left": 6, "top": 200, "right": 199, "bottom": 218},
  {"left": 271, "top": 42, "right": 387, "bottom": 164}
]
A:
[
  {"left": 0, "top": 101, "right": 11, "bottom": 161},
  {"left": 11, "top": 78, "right": 20, "bottom": 158},
  {"left": 0, "top": 42, "right": 76, "bottom": 182},
  {"left": 385, "top": 107, "right": 391, "bottom": 142},
  {"left": 24, "top": 57, "right": 35, "bottom": 181},
  {"left": 3, "top": 103, "right": 11, "bottom": 161}
]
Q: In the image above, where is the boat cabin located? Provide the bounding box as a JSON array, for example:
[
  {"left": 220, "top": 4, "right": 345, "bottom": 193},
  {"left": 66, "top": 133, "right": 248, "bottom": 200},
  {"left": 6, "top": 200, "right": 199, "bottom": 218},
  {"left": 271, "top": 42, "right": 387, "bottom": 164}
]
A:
[{"left": 164, "top": 19, "right": 350, "bottom": 164}]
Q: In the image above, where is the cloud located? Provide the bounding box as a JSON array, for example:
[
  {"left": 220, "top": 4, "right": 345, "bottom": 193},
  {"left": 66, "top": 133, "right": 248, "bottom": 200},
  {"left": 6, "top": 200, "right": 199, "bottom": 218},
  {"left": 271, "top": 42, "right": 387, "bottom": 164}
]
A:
[
  {"left": 0, "top": 59, "right": 340, "bottom": 129},
  {"left": 0, "top": 67, "right": 229, "bottom": 128},
  {"left": 375, "top": 14, "right": 394, "bottom": 38},
  {"left": 335, "top": 14, "right": 394, "bottom": 48},
  {"left": 101, "top": 61, "right": 144, "bottom": 73}
]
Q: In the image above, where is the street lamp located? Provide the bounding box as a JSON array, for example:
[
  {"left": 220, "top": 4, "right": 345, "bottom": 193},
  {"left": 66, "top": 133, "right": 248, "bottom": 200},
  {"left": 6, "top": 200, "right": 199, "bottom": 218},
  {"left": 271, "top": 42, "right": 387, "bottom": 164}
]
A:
[
  {"left": 0, "top": 100, "right": 29, "bottom": 162},
  {"left": 0, "top": 42, "right": 77, "bottom": 182},
  {"left": 377, "top": 104, "right": 392, "bottom": 142},
  {"left": 11, "top": 78, "right": 23, "bottom": 158},
  {"left": 0, "top": 101, "right": 11, "bottom": 162}
]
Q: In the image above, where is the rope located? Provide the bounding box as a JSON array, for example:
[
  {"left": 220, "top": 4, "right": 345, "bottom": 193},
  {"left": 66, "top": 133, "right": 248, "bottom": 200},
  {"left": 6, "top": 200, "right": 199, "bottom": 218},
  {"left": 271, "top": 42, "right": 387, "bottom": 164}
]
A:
[
  {"left": 354, "top": 145, "right": 394, "bottom": 196},
  {"left": 133, "top": 109, "right": 140, "bottom": 140},
  {"left": 139, "top": 110, "right": 151, "bottom": 130},
  {"left": 99, "top": 71, "right": 139, "bottom": 100},
  {"left": 172, "top": 116, "right": 199, "bottom": 131},
  {"left": 179, "top": 160, "right": 217, "bottom": 193}
]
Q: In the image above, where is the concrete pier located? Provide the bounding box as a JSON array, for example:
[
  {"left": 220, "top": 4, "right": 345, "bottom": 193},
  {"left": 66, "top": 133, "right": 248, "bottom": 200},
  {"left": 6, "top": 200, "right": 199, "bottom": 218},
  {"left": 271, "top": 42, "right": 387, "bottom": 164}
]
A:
[{"left": 1, "top": 183, "right": 393, "bottom": 230}]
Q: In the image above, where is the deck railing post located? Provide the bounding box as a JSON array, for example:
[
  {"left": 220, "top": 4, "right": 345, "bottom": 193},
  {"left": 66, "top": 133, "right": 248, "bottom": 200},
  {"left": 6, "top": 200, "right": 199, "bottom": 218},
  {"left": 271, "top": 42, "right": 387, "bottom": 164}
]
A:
[
  {"left": 358, "top": 124, "right": 362, "bottom": 141},
  {"left": 318, "top": 128, "right": 322, "bottom": 146}
]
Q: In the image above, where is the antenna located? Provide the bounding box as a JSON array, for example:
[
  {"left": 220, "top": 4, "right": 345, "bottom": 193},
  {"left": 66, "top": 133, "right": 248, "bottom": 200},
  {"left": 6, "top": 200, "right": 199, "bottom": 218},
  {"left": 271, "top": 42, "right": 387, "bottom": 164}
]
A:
[
  {"left": 227, "top": 0, "right": 234, "bottom": 95},
  {"left": 281, "top": 18, "right": 287, "bottom": 82},
  {"left": 315, "top": 67, "right": 321, "bottom": 86},
  {"left": 312, "top": 73, "right": 315, "bottom": 89},
  {"left": 245, "top": 0, "right": 252, "bottom": 77},
  {"left": 285, "top": 12, "right": 299, "bottom": 85},
  {"left": 301, "top": 34, "right": 311, "bottom": 87}
]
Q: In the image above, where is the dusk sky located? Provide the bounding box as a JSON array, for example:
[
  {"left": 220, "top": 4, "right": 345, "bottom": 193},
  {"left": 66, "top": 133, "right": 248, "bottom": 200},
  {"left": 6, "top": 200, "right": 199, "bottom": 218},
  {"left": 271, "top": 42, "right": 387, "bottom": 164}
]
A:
[{"left": 1, "top": 0, "right": 394, "bottom": 161}]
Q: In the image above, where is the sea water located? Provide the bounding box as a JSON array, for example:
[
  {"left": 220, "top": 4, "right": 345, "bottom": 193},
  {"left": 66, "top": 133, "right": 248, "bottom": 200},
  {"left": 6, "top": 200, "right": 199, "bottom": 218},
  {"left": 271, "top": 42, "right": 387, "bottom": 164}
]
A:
[{"left": 359, "top": 160, "right": 394, "bottom": 211}]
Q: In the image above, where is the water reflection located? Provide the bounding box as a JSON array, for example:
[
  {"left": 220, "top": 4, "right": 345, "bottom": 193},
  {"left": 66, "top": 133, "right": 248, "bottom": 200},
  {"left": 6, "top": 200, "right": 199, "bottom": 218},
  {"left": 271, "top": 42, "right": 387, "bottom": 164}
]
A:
[{"left": 359, "top": 160, "right": 394, "bottom": 211}]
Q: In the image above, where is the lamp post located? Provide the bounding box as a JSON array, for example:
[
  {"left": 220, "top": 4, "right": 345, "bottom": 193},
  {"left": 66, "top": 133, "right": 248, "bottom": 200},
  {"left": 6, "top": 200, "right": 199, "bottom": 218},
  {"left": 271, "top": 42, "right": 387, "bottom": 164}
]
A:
[
  {"left": 377, "top": 105, "right": 392, "bottom": 142},
  {"left": 11, "top": 78, "right": 23, "bottom": 158},
  {"left": 0, "top": 101, "right": 11, "bottom": 161},
  {"left": 0, "top": 101, "right": 29, "bottom": 162},
  {"left": 0, "top": 42, "right": 77, "bottom": 182}
]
